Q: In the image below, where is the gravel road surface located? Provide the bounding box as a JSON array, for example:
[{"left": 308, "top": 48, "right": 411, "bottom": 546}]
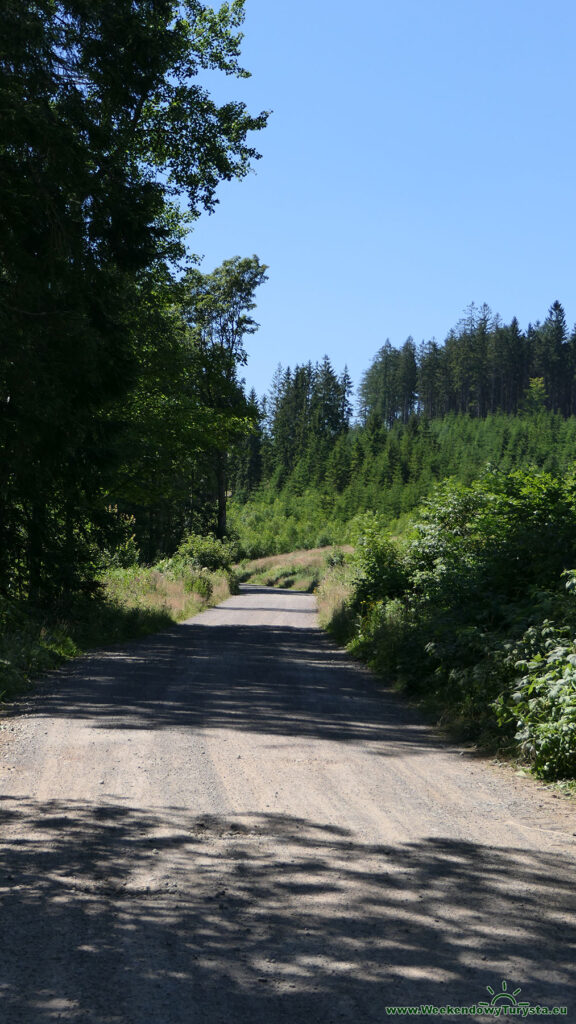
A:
[{"left": 1, "top": 585, "right": 575, "bottom": 1023}]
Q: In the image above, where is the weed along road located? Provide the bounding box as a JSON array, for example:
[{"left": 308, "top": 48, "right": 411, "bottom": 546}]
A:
[{"left": 1, "top": 585, "right": 575, "bottom": 1023}]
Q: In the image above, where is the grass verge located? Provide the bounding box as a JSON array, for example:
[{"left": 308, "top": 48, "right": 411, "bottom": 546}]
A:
[
  {"left": 0, "top": 565, "right": 238, "bottom": 703},
  {"left": 237, "top": 546, "right": 352, "bottom": 593}
]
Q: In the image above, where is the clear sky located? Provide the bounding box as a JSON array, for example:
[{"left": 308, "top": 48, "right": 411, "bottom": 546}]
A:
[{"left": 190, "top": 0, "right": 576, "bottom": 402}]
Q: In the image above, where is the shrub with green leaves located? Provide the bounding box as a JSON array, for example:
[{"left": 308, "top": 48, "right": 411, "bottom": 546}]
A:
[
  {"left": 175, "top": 533, "right": 235, "bottom": 572},
  {"left": 494, "top": 603, "right": 576, "bottom": 779},
  {"left": 350, "top": 512, "right": 408, "bottom": 609},
  {"left": 184, "top": 570, "right": 213, "bottom": 599},
  {"left": 345, "top": 467, "right": 576, "bottom": 775},
  {"left": 227, "top": 495, "right": 346, "bottom": 559}
]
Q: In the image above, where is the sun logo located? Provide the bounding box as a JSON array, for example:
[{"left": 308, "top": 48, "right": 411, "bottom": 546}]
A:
[
  {"left": 485, "top": 980, "right": 523, "bottom": 1006},
  {"left": 477, "top": 980, "right": 531, "bottom": 1013}
]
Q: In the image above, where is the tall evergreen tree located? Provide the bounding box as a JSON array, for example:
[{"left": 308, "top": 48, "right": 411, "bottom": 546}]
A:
[
  {"left": 417, "top": 340, "right": 449, "bottom": 418},
  {"left": 397, "top": 338, "right": 418, "bottom": 422},
  {"left": 358, "top": 341, "right": 401, "bottom": 427},
  {"left": 529, "top": 301, "right": 568, "bottom": 412}
]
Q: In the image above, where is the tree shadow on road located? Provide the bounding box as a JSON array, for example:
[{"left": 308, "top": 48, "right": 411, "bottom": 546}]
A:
[
  {"left": 14, "top": 609, "right": 441, "bottom": 755},
  {"left": 0, "top": 799, "right": 574, "bottom": 1022}
]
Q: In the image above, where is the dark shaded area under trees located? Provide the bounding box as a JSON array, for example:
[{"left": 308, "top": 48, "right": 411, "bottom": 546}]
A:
[{"left": 0, "top": 0, "right": 268, "bottom": 603}]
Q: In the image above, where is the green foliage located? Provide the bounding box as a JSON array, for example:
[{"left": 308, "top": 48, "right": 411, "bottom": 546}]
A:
[
  {"left": 0, "top": 1, "right": 267, "bottom": 601},
  {"left": 316, "top": 567, "right": 357, "bottom": 646},
  {"left": 235, "top": 403, "right": 576, "bottom": 565},
  {"left": 185, "top": 570, "right": 214, "bottom": 600},
  {"left": 359, "top": 338, "right": 417, "bottom": 426},
  {"left": 325, "top": 547, "right": 346, "bottom": 568},
  {"left": 522, "top": 377, "right": 548, "bottom": 414},
  {"left": 174, "top": 533, "right": 235, "bottom": 571},
  {"left": 228, "top": 493, "right": 347, "bottom": 559},
  {"left": 258, "top": 358, "right": 352, "bottom": 488},
  {"left": 494, "top": 586, "right": 576, "bottom": 779},
  {"left": 350, "top": 514, "right": 408, "bottom": 607},
  {"left": 100, "top": 511, "right": 141, "bottom": 569},
  {"left": 233, "top": 299, "right": 576, "bottom": 569},
  {"left": 179, "top": 256, "right": 268, "bottom": 538},
  {"left": 340, "top": 468, "right": 576, "bottom": 777}
]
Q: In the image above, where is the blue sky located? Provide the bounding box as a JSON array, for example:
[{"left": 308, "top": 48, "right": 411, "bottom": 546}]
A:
[{"left": 190, "top": 0, "right": 576, "bottom": 401}]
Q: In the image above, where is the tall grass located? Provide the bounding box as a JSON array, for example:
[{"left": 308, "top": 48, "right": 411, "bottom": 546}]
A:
[
  {"left": 0, "top": 563, "right": 238, "bottom": 702},
  {"left": 238, "top": 546, "right": 353, "bottom": 594}
]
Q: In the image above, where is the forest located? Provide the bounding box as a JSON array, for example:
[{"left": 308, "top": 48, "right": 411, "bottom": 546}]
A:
[
  {"left": 228, "top": 300, "right": 576, "bottom": 554},
  {"left": 3, "top": 2, "right": 576, "bottom": 781},
  {"left": 0, "top": 0, "right": 268, "bottom": 600}
]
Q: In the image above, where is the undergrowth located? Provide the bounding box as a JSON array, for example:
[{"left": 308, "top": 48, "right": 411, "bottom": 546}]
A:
[
  {"left": 0, "top": 533, "right": 239, "bottom": 702},
  {"left": 237, "top": 546, "right": 351, "bottom": 593},
  {"left": 320, "top": 469, "right": 576, "bottom": 781}
]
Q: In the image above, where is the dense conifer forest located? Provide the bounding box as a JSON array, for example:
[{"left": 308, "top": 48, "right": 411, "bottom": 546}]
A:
[{"left": 228, "top": 300, "right": 576, "bottom": 554}]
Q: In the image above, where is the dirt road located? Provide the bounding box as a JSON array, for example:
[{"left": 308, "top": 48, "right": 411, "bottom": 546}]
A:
[{"left": 1, "top": 586, "right": 575, "bottom": 1022}]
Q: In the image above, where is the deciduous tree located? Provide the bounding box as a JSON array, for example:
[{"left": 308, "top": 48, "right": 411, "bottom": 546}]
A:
[{"left": 0, "top": 0, "right": 267, "bottom": 598}]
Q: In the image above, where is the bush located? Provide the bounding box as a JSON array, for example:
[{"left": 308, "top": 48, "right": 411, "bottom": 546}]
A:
[
  {"left": 351, "top": 512, "right": 408, "bottom": 608},
  {"left": 175, "top": 533, "right": 234, "bottom": 572},
  {"left": 325, "top": 547, "right": 346, "bottom": 568},
  {"left": 342, "top": 468, "right": 576, "bottom": 776},
  {"left": 349, "top": 597, "right": 410, "bottom": 676},
  {"left": 184, "top": 570, "right": 213, "bottom": 599},
  {"left": 494, "top": 614, "right": 576, "bottom": 779}
]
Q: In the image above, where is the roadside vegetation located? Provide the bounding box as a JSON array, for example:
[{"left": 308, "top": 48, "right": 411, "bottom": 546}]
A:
[
  {"left": 317, "top": 469, "right": 576, "bottom": 782},
  {"left": 237, "top": 546, "right": 351, "bottom": 593},
  {"left": 234, "top": 463, "right": 576, "bottom": 783},
  {"left": 0, "top": 535, "right": 238, "bottom": 703},
  {"left": 223, "top": 304, "right": 576, "bottom": 784}
]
